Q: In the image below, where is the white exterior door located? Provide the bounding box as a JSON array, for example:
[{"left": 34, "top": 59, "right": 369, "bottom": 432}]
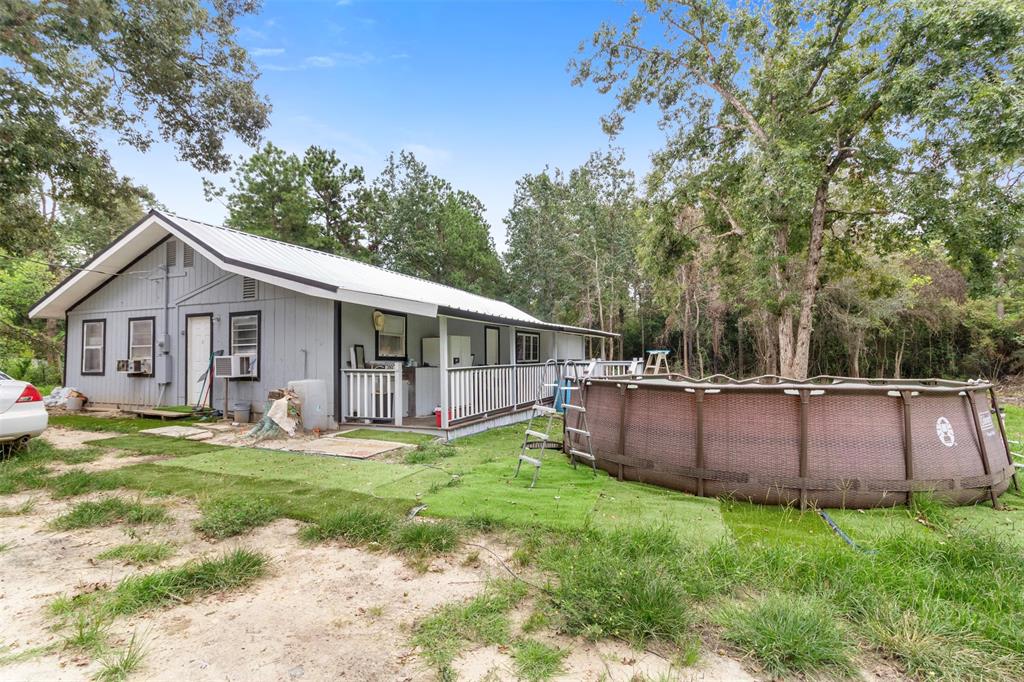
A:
[
  {"left": 485, "top": 327, "right": 499, "bottom": 365},
  {"left": 186, "top": 315, "right": 212, "bottom": 407}
]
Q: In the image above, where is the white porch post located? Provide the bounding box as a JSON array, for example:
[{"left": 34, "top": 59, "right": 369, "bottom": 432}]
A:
[
  {"left": 509, "top": 325, "right": 516, "bottom": 404},
  {"left": 439, "top": 315, "right": 449, "bottom": 429},
  {"left": 393, "top": 361, "right": 403, "bottom": 427}
]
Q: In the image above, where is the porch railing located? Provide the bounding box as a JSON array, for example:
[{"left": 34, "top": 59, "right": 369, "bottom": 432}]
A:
[
  {"left": 588, "top": 359, "right": 639, "bottom": 377},
  {"left": 342, "top": 364, "right": 403, "bottom": 424},
  {"left": 447, "top": 363, "right": 558, "bottom": 422}
]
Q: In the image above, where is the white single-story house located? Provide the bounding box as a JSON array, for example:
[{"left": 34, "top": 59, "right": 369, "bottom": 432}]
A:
[{"left": 29, "top": 210, "right": 616, "bottom": 438}]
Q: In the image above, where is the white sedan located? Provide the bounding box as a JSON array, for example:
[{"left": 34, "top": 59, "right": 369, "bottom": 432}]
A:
[{"left": 0, "top": 371, "right": 48, "bottom": 455}]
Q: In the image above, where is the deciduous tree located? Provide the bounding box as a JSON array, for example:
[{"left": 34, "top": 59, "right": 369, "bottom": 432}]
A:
[
  {"left": 574, "top": 0, "right": 1024, "bottom": 377},
  {"left": 1, "top": 0, "right": 270, "bottom": 252}
]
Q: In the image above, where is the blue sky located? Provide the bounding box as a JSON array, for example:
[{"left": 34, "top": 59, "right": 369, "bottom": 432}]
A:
[{"left": 109, "top": 0, "right": 664, "bottom": 248}]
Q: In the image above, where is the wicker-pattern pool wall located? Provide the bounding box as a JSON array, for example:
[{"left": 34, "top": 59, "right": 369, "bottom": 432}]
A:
[{"left": 565, "top": 376, "right": 1016, "bottom": 508}]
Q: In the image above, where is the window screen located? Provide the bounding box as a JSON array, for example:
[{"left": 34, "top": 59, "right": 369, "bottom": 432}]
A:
[
  {"left": 82, "top": 320, "right": 105, "bottom": 374},
  {"left": 230, "top": 313, "right": 259, "bottom": 357},
  {"left": 375, "top": 313, "right": 406, "bottom": 359},
  {"left": 128, "top": 318, "right": 154, "bottom": 366}
]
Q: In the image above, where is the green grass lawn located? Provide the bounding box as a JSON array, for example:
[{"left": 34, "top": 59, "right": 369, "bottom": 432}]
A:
[
  {"left": 336, "top": 428, "right": 438, "bottom": 446},
  {"left": 23, "top": 404, "right": 1024, "bottom": 680},
  {"left": 49, "top": 414, "right": 199, "bottom": 433}
]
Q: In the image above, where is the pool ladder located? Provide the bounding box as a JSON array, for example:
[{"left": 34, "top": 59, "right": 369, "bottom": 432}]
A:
[{"left": 515, "top": 362, "right": 597, "bottom": 488}]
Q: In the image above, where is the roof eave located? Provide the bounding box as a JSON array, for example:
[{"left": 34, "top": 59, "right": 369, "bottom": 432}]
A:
[{"left": 435, "top": 306, "right": 618, "bottom": 338}]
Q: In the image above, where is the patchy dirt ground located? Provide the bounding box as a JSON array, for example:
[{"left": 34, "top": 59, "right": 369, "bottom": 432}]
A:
[
  {"left": 41, "top": 429, "right": 113, "bottom": 450},
  {"left": 0, "top": 491, "right": 736, "bottom": 681},
  {"left": 0, "top": 429, "right": 897, "bottom": 681}
]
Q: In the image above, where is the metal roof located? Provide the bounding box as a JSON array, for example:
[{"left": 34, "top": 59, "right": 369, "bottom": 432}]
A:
[{"left": 30, "top": 210, "right": 616, "bottom": 338}]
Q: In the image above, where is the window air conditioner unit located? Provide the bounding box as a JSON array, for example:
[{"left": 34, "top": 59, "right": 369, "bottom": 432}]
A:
[
  {"left": 213, "top": 354, "right": 256, "bottom": 378},
  {"left": 116, "top": 359, "right": 152, "bottom": 375}
]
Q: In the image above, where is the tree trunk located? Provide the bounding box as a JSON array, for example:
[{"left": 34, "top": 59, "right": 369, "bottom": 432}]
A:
[
  {"left": 894, "top": 334, "right": 906, "bottom": 379},
  {"left": 849, "top": 330, "right": 862, "bottom": 378},
  {"left": 778, "top": 181, "right": 830, "bottom": 379}
]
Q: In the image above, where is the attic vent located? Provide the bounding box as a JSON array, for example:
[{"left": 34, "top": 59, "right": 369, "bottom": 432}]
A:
[
  {"left": 182, "top": 243, "right": 194, "bottom": 268},
  {"left": 165, "top": 240, "right": 177, "bottom": 267},
  {"left": 242, "top": 277, "right": 257, "bottom": 300}
]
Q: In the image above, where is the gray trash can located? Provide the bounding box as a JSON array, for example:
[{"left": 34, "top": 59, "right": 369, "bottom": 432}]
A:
[{"left": 232, "top": 401, "right": 251, "bottom": 424}]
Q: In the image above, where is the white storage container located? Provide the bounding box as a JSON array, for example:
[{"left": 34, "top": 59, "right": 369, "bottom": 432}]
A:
[{"left": 287, "top": 379, "right": 329, "bottom": 432}]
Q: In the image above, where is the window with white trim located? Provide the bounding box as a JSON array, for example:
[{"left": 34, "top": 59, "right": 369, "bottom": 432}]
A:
[
  {"left": 515, "top": 331, "right": 540, "bottom": 363},
  {"left": 82, "top": 320, "right": 105, "bottom": 374},
  {"left": 375, "top": 312, "right": 406, "bottom": 360}
]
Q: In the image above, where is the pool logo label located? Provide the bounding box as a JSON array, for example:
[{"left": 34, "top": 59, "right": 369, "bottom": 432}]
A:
[{"left": 935, "top": 417, "right": 955, "bottom": 447}]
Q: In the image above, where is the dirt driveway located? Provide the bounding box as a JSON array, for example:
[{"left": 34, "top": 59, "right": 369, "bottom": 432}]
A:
[{"left": 0, "top": 428, "right": 756, "bottom": 681}]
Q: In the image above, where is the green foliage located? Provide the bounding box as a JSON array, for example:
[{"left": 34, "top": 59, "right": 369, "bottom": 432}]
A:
[
  {"left": 214, "top": 146, "right": 506, "bottom": 295},
  {"left": 213, "top": 142, "right": 374, "bottom": 259},
  {"left": 0, "top": 463, "right": 49, "bottom": 494},
  {"left": 368, "top": 150, "right": 505, "bottom": 296},
  {"left": 715, "top": 593, "right": 855, "bottom": 678},
  {"left": 512, "top": 639, "right": 567, "bottom": 682},
  {"left": 299, "top": 507, "right": 399, "bottom": 545},
  {"left": 391, "top": 521, "right": 460, "bottom": 555},
  {"left": 97, "top": 543, "right": 175, "bottom": 566},
  {"left": 7, "top": 438, "right": 98, "bottom": 467},
  {"left": 0, "top": 0, "right": 268, "bottom": 256},
  {"left": 103, "top": 549, "right": 268, "bottom": 616},
  {"left": 574, "top": 0, "right": 1024, "bottom": 377},
  {"left": 404, "top": 443, "right": 455, "bottom": 465},
  {"left": 503, "top": 149, "right": 639, "bottom": 345},
  {"left": 299, "top": 506, "right": 460, "bottom": 556},
  {"left": 413, "top": 580, "right": 529, "bottom": 678},
  {"left": 50, "top": 497, "right": 168, "bottom": 530},
  {"left": 62, "top": 613, "right": 109, "bottom": 655},
  {"left": 540, "top": 525, "right": 698, "bottom": 648},
  {"left": 49, "top": 415, "right": 201, "bottom": 434},
  {"left": 337, "top": 429, "right": 437, "bottom": 446},
  {"left": 95, "top": 633, "right": 146, "bottom": 682},
  {"left": 47, "top": 470, "right": 121, "bottom": 498},
  {"left": 0, "top": 258, "right": 61, "bottom": 362},
  {"left": 194, "top": 496, "right": 280, "bottom": 539},
  {"left": 0, "top": 498, "right": 36, "bottom": 516}
]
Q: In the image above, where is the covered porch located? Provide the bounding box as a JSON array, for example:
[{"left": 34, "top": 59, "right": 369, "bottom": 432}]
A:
[{"left": 335, "top": 302, "right": 620, "bottom": 438}]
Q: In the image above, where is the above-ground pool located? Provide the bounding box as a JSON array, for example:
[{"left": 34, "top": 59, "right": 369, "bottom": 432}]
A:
[{"left": 564, "top": 375, "right": 1016, "bottom": 509}]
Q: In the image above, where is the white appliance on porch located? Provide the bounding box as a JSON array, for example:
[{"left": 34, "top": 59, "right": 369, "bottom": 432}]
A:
[{"left": 421, "top": 335, "right": 472, "bottom": 367}]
